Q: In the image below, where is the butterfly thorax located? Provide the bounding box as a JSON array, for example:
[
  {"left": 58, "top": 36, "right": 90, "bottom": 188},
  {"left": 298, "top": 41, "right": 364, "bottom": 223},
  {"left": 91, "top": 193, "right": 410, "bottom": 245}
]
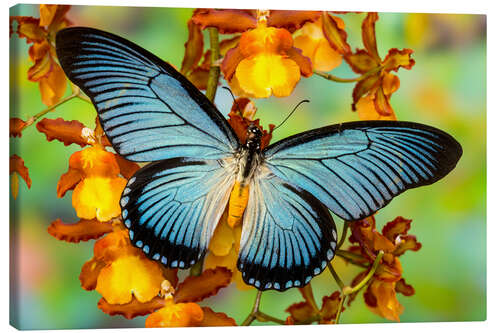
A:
[{"left": 227, "top": 124, "right": 263, "bottom": 227}]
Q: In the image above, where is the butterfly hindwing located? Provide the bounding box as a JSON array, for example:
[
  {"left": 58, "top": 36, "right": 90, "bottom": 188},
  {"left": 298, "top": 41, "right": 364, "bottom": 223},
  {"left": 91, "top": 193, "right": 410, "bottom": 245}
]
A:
[
  {"left": 264, "top": 120, "right": 462, "bottom": 221},
  {"left": 121, "top": 157, "right": 236, "bottom": 268},
  {"left": 56, "top": 27, "right": 239, "bottom": 162},
  {"left": 238, "top": 167, "right": 337, "bottom": 291}
]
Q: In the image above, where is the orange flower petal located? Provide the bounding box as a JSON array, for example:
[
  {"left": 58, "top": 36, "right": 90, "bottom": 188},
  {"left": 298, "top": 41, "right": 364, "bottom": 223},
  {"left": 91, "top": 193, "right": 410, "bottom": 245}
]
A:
[
  {"left": 200, "top": 307, "right": 237, "bottom": 326},
  {"left": 373, "top": 85, "right": 395, "bottom": 116},
  {"left": 204, "top": 247, "right": 238, "bottom": 272},
  {"left": 12, "top": 16, "right": 46, "bottom": 43},
  {"left": 113, "top": 154, "right": 140, "bottom": 180},
  {"left": 319, "top": 291, "right": 343, "bottom": 322},
  {"left": 39, "top": 4, "right": 58, "bottom": 26},
  {"left": 94, "top": 229, "right": 136, "bottom": 262},
  {"left": 145, "top": 300, "right": 204, "bottom": 327},
  {"left": 267, "top": 10, "right": 321, "bottom": 33},
  {"left": 344, "top": 49, "right": 379, "bottom": 74},
  {"left": 287, "top": 47, "right": 313, "bottom": 77},
  {"left": 192, "top": 9, "right": 257, "bottom": 34},
  {"left": 395, "top": 278, "right": 415, "bottom": 296},
  {"left": 240, "top": 25, "right": 293, "bottom": 56},
  {"left": 96, "top": 255, "right": 164, "bottom": 304},
  {"left": 72, "top": 177, "right": 127, "bottom": 222},
  {"left": 362, "top": 12, "right": 380, "bottom": 61},
  {"left": 27, "top": 47, "right": 52, "bottom": 81},
  {"left": 10, "top": 118, "right": 27, "bottom": 138},
  {"left": 181, "top": 19, "right": 204, "bottom": 75},
  {"left": 10, "top": 154, "right": 32, "bottom": 189},
  {"left": 322, "top": 12, "right": 350, "bottom": 55},
  {"left": 221, "top": 47, "right": 245, "bottom": 81},
  {"left": 69, "top": 146, "right": 121, "bottom": 177},
  {"left": 208, "top": 211, "right": 235, "bottom": 257},
  {"left": 174, "top": 267, "right": 232, "bottom": 303},
  {"left": 313, "top": 39, "right": 342, "bottom": 72},
  {"left": 45, "top": 5, "right": 71, "bottom": 32},
  {"left": 186, "top": 67, "right": 209, "bottom": 90},
  {"left": 36, "top": 117, "right": 89, "bottom": 147},
  {"left": 285, "top": 301, "right": 316, "bottom": 322},
  {"left": 220, "top": 36, "right": 241, "bottom": 56},
  {"left": 393, "top": 235, "right": 422, "bottom": 256},
  {"left": 47, "top": 218, "right": 113, "bottom": 243},
  {"left": 382, "top": 216, "right": 412, "bottom": 242},
  {"left": 299, "top": 284, "right": 319, "bottom": 311},
  {"left": 80, "top": 257, "right": 107, "bottom": 291},
  {"left": 355, "top": 96, "right": 397, "bottom": 121},
  {"left": 383, "top": 48, "right": 415, "bottom": 72},
  {"left": 57, "top": 167, "right": 83, "bottom": 198},
  {"left": 98, "top": 295, "right": 166, "bottom": 319},
  {"left": 39, "top": 62, "right": 67, "bottom": 106},
  {"left": 235, "top": 54, "right": 300, "bottom": 98},
  {"left": 365, "top": 279, "right": 404, "bottom": 321},
  {"left": 375, "top": 255, "right": 402, "bottom": 282},
  {"left": 352, "top": 75, "right": 380, "bottom": 109},
  {"left": 382, "top": 73, "right": 400, "bottom": 95}
]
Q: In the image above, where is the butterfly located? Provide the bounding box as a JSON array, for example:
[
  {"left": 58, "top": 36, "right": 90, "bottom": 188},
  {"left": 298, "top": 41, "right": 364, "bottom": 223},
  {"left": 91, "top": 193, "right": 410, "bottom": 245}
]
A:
[{"left": 55, "top": 27, "right": 462, "bottom": 291}]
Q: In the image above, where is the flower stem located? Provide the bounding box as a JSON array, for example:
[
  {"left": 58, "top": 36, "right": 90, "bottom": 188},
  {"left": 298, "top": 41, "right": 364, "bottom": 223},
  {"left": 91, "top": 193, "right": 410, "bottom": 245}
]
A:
[
  {"left": 242, "top": 290, "right": 262, "bottom": 326},
  {"left": 344, "top": 250, "right": 384, "bottom": 295},
  {"left": 328, "top": 262, "right": 344, "bottom": 290},
  {"left": 337, "top": 221, "right": 350, "bottom": 249},
  {"left": 205, "top": 27, "right": 221, "bottom": 103},
  {"left": 24, "top": 91, "right": 79, "bottom": 129},
  {"left": 335, "top": 249, "right": 367, "bottom": 263}
]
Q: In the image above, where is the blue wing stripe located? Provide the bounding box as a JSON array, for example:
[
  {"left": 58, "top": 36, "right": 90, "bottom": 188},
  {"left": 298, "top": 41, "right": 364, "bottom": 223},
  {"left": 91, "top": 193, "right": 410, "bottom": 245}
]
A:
[
  {"left": 264, "top": 121, "right": 462, "bottom": 221},
  {"left": 56, "top": 27, "right": 239, "bottom": 162}
]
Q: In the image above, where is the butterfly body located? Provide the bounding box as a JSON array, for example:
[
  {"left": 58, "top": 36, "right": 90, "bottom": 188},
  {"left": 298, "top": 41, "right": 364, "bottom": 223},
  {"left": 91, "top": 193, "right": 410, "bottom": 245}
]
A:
[{"left": 56, "top": 27, "right": 462, "bottom": 291}]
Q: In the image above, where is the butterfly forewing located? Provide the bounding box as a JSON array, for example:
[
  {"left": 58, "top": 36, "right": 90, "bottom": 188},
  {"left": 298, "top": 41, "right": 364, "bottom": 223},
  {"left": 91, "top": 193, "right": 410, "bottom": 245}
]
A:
[
  {"left": 263, "top": 121, "right": 462, "bottom": 221},
  {"left": 56, "top": 27, "right": 239, "bottom": 162}
]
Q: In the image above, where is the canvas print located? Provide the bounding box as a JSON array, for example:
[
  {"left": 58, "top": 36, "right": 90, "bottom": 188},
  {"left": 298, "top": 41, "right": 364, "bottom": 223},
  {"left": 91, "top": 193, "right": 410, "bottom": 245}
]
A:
[{"left": 9, "top": 4, "right": 486, "bottom": 330}]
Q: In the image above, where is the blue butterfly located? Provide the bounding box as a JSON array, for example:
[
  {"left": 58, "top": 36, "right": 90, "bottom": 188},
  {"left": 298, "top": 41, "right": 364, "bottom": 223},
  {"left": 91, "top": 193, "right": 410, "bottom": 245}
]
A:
[{"left": 56, "top": 27, "right": 462, "bottom": 291}]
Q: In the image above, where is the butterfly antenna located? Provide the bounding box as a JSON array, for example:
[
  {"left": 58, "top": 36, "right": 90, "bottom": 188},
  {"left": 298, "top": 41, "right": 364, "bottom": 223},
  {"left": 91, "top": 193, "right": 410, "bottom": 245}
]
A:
[
  {"left": 274, "top": 99, "right": 310, "bottom": 131},
  {"left": 222, "top": 86, "right": 242, "bottom": 115}
]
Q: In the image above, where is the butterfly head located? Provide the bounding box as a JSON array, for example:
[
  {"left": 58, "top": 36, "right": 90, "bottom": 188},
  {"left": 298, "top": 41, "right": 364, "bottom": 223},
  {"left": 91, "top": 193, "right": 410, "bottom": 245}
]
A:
[{"left": 245, "top": 123, "right": 263, "bottom": 151}]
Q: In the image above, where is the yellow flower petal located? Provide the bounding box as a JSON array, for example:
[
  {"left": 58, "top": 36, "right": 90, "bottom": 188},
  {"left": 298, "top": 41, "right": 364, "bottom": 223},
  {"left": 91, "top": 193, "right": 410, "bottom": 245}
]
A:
[
  {"left": 235, "top": 54, "right": 300, "bottom": 98},
  {"left": 145, "top": 299, "right": 204, "bottom": 327},
  {"left": 96, "top": 255, "right": 164, "bottom": 304},
  {"left": 208, "top": 211, "right": 235, "bottom": 257},
  {"left": 72, "top": 177, "right": 127, "bottom": 222}
]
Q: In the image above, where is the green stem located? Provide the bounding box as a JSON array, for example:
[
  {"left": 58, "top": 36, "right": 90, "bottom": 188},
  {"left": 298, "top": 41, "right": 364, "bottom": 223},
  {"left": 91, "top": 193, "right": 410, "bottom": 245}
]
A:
[
  {"left": 337, "top": 221, "right": 350, "bottom": 249},
  {"left": 241, "top": 290, "right": 263, "bottom": 326},
  {"left": 255, "top": 311, "right": 286, "bottom": 325},
  {"left": 344, "top": 250, "right": 384, "bottom": 295},
  {"left": 24, "top": 91, "right": 79, "bottom": 129},
  {"left": 327, "top": 262, "right": 344, "bottom": 290},
  {"left": 314, "top": 66, "right": 382, "bottom": 83},
  {"left": 205, "top": 27, "right": 221, "bottom": 103},
  {"left": 335, "top": 249, "right": 367, "bottom": 263},
  {"left": 335, "top": 295, "right": 346, "bottom": 324}
]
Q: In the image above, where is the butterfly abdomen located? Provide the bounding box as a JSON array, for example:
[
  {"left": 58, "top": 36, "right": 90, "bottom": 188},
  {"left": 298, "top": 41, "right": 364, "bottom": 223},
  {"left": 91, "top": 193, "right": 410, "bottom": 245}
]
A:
[{"left": 227, "top": 181, "right": 249, "bottom": 228}]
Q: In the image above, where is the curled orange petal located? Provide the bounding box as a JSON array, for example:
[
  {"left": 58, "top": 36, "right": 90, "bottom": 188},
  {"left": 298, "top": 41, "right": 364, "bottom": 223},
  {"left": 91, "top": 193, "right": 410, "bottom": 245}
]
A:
[
  {"left": 200, "top": 307, "right": 237, "bottom": 326},
  {"left": 322, "top": 12, "right": 350, "bottom": 55},
  {"left": 80, "top": 257, "right": 107, "bottom": 291},
  {"left": 285, "top": 301, "right": 316, "bottom": 322},
  {"left": 187, "top": 67, "right": 210, "bottom": 90},
  {"left": 12, "top": 16, "right": 46, "bottom": 43},
  {"left": 373, "top": 85, "right": 394, "bottom": 116},
  {"left": 383, "top": 48, "right": 415, "bottom": 72},
  {"left": 395, "top": 278, "right": 415, "bottom": 296},
  {"left": 47, "top": 218, "right": 113, "bottom": 243},
  {"left": 319, "top": 291, "right": 343, "bottom": 322},
  {"left": 356, "top": 96, "right": 397, "bottom": 121},
  {"left": 94, "top": 229, "right": 136, "bottom": 262},
  {"left": 362, "top": 13, "right": 380, "bottom": 60},
  {"left": 352, "top": 75, "right": 380, "bottom": 109},
  {"left": 364, "top": 279, "right": 404, "bottom": 321},
  {"left": 146, "top": 300, "right": 204, "bottom": 327},
  {"left": 393, "top": 235, "right": 422, "bottom": 256},
  {"left": 27, "top": 45, "right": 52, "bottom": 81},
  {"left": 382, "top": 216, "right": 413, "bottom": 242},
  {"left": 10, "top": 154, "right": 31, "bottom": 189},
  {"left": 375, "top": 255, "right": 402, "bottom": 282},
  {"left": 36, "top": 117, "right": 89, "bottom": 147},
  {"left": 382, "top": 72, "right": 400, "bottom": 95},
  {"left": 181, "top": 19, "right": 204, "bottom": 75},
  {"left": 174, "top": 267, "right": 232, "bottom": 303},
  {"left": 267, "top": 10, "right": 321, "bottom": 33},
  {"left": 57, "top": 167, "right": 83, "bottom": 198},
  {"left": 221, "top": 47, "right": 245, "bottom": 81},
  {"left": 38, "top": 62, "right": 67, "bottom": 106},
  {"left": 69, "top": 146, "right": 121, "bottom": 178},
  {"left": 98, "top": 295, "right": 166, "bottom": 319},
  {"left": 192, "top": 9, "right": 257, "bottom": 34},
  {"left": 287, "top": 47, "right": 313, "bottom": 77},
  {"left": 10, "top": 118, "right": 27, "bottom": 138}
]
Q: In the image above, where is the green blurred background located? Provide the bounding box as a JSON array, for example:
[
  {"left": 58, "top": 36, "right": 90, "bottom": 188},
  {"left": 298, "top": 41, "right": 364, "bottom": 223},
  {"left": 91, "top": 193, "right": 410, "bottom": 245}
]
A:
[{"left": 9, "top": 4, "right": 486, "bottom": 330}]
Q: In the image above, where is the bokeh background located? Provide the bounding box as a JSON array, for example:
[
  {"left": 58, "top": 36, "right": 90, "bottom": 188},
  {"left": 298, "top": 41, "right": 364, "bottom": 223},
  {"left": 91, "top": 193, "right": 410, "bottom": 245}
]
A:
[{"left": 9, "top": 4, "right": 486, "bottom": 330}]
